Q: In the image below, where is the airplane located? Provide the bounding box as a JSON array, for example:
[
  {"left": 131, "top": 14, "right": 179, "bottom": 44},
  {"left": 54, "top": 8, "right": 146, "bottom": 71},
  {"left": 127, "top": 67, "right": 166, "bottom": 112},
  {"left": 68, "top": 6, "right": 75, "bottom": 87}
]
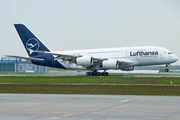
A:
[{"left": 6, "top": 24, "right": 178, "bottom": 76}]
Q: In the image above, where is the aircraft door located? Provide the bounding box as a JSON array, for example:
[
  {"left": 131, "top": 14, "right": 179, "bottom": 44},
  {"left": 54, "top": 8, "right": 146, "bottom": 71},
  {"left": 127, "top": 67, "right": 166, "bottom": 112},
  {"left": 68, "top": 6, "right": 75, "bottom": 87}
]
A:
[{"left": 125, "top": 49, "right": 129, "bottom": 54}]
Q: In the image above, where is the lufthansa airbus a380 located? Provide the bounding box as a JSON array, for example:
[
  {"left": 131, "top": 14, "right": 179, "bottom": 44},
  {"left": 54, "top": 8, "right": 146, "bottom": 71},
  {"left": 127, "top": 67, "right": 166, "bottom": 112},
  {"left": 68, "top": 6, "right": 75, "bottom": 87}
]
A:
[{"left": 7, "top": 24, "right": 178, "bottom": 76}]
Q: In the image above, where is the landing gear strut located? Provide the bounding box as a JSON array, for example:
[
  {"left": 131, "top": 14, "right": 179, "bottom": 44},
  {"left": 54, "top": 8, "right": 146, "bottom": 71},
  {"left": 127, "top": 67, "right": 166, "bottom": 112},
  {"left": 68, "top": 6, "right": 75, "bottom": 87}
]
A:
[
  {"left": 86, "top": 71, "right": 109, "bottom": 76},
  {"left": 165, "top": 64, "right": 169, "bottom": 72}
]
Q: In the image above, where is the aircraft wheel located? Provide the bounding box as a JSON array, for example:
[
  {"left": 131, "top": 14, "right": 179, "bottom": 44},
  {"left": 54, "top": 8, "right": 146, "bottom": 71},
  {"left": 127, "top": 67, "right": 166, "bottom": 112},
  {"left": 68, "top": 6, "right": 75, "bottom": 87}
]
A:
[
  {"left": 99, "top": 72, "right": 102, "bottom": 76},
  {"left": 97, "top": 72, "right": 100, "bottom": 76},
  {"left": 89, "top": 72, "right": 93, "bottom": 76},
  {"left": 93, "top": 72, "right": 97, "bottom": 76},
  {"left": 86, "top": 72, "right": 90, "bottom": 76},
  {"left": 105, "top": 72, "right": 109, "bottom": 76},
  {"left": 165, "top": 69, "right": 169, "bottom": 72},
  {"left": 101, "top": 72, "right": 105, "bottom": 76}
]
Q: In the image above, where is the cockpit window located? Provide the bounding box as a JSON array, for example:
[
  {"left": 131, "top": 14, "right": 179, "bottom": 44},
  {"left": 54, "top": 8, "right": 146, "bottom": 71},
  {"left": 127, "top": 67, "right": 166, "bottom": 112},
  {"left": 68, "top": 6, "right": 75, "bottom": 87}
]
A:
[{"left": 168, "top": 52, "right": 173, "bottom": 54}]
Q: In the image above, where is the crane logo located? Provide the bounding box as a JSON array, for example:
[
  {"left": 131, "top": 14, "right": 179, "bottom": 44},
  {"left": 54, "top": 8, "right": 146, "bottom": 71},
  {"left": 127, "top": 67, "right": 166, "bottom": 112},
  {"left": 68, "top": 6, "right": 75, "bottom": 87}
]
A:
[{"left": 26, "top": 38, "right": 40, "bottom": 54}]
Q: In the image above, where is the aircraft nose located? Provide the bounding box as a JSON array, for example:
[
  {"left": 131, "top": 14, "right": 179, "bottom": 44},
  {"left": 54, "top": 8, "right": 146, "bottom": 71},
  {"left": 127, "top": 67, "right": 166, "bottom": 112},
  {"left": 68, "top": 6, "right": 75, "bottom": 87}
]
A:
[{"left": 173, "top": 54, "right": 178, "bottom": 62}]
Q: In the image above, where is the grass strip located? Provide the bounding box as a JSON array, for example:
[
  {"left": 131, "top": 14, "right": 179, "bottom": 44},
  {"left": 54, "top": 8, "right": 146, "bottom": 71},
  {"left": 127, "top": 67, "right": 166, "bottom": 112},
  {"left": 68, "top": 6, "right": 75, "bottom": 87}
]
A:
[
  {"left": 0, "top": 76, "right": 180, "bottom": 84},
  {"left": 0, "top": 84, "right": 180, "bottom": 95}
]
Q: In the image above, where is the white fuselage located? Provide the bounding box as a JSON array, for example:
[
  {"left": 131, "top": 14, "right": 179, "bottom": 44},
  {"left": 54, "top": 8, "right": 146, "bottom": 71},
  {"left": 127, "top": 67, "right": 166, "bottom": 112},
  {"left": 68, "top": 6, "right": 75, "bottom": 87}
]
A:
[{"left": 55, "top": 46, "right": 178, "bottom": 71}]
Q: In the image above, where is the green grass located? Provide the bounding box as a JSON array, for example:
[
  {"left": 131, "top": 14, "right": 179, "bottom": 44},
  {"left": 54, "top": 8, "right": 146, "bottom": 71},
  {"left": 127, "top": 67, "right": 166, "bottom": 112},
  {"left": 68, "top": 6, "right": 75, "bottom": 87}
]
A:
[
  {"left": 0, "top": 84, "right": 179, "bottom": 95},
  {"left": 0, "top": 76, "right": 180, "bottom": 95},
  {"left": 0, "top": 76, "right": 180, "bottom": 84}
]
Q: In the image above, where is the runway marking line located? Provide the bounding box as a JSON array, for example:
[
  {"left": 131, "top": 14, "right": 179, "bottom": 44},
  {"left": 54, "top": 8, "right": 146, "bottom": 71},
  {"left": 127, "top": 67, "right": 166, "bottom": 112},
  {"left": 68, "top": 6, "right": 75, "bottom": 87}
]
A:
[
  {"left": 120, "top": 99, "right": 130, "bottom": 102},
  {"left": 57, "top": 114, "right": 72, "bottom": 118}
]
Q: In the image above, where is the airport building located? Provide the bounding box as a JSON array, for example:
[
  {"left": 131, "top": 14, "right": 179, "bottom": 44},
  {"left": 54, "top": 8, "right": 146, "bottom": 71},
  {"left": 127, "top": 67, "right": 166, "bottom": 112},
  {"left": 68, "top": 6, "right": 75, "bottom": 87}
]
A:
[{"left": 0, "top": 57, "right": 49, "bottom": 73}]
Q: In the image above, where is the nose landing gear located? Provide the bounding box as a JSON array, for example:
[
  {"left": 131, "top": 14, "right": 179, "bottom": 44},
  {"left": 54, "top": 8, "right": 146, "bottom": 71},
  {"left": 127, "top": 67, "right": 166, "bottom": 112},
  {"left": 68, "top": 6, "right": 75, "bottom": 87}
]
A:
[{"left": 165, "top": 64, "right": 169, "bottom": 72}]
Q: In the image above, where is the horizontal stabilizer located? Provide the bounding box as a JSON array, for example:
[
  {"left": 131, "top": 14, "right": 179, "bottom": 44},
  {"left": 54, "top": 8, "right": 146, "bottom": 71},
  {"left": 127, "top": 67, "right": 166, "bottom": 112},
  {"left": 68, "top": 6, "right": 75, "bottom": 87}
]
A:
[{"left": 5, "top": 55, "right": 44, "bottom": 61}]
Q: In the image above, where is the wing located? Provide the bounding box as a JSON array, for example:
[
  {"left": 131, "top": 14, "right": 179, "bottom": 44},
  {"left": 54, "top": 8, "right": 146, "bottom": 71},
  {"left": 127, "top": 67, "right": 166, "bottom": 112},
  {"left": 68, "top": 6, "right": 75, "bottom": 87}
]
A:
[
  {"left": 35, "top": 51, "right": 82, "bottom": 61},
  {"left": 34, "top": 51, "right": 136, "bottom": 67},
  {"left": 35, "top": 51, "right": 108, "bottom": 63},
  {"left": 5, "top": 55, "right": 44, "bottom": 61}
]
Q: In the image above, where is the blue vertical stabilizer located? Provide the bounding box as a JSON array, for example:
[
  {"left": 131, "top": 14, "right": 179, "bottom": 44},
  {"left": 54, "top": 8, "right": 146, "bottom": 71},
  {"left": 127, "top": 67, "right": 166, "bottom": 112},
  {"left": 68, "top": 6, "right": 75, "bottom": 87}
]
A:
[
  {"left": 14, "top": 24, "right": 50, "bottom": 57},
  {"left": 14, "top": 24, "right": 66, "bottom": 69}
]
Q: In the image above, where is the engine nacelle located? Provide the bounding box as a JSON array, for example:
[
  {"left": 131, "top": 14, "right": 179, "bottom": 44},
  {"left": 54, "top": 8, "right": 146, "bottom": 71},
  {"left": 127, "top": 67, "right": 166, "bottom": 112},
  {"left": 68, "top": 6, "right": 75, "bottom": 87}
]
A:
[
  {"left": 76, "top": 56, "right": 93, "bottom": 66},
  {"left": 102, "top": 59, "right": 119, "bottom": 69},
  {"left": 120, "top": 67, "right": 134, "bottom": 71}
]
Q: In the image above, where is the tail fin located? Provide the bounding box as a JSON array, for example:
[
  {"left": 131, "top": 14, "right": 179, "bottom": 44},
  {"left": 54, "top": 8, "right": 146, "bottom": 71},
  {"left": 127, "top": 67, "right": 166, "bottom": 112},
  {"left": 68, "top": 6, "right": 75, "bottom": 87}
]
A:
[{"left": 14, "top": 24, "right": 50, "bottom": 57}]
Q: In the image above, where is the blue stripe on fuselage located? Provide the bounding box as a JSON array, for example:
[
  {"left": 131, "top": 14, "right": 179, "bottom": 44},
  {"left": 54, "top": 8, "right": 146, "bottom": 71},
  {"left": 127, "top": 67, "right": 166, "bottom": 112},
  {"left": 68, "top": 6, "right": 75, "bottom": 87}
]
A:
[{"left": 32, "top": 54, "right": 66, "bottom": 69}]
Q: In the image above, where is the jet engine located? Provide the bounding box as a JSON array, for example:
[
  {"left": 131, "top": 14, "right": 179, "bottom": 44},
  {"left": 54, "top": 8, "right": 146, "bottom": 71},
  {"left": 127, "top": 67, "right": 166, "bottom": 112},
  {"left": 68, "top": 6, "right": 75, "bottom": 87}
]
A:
[
  {"left": 102, "top": 59, "right": 119, "bottom": 69},
  {"left": 76, "top": 56, "right": 93, "bottom": 66},
  {"left": 120, "top": 67, "right": 134, "bottom": 71}
]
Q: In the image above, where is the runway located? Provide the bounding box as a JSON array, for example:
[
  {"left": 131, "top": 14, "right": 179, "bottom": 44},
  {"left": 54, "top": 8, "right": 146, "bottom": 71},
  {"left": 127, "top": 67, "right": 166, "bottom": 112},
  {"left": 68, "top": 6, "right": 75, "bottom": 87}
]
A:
[{"left": 0, "top": 94, "right": 180, "bottom": 120}]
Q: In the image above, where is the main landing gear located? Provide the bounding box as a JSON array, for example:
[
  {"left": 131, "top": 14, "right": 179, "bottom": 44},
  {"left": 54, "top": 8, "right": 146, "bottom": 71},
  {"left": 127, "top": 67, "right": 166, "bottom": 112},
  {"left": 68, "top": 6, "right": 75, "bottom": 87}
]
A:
[
  {"left": 86, "top": 71, "right": 109, "bottom": 76},
  {"left": 165, "top": 64, "right": 169, "bottom": 72}
]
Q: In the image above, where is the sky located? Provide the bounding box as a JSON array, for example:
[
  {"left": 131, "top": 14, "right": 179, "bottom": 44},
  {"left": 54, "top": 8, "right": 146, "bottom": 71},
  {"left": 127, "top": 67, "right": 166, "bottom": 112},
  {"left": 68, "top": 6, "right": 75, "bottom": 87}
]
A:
[{"left": 0, "top": 0, "right": 180, "bottom": 65}]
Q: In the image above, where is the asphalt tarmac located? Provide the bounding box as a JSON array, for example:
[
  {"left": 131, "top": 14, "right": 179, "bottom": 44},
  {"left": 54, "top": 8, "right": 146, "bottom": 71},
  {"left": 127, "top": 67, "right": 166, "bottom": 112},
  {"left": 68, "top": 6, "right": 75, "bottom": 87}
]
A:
[{"left": 0, "top": 94, "right": 179, "bottom": 120}]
